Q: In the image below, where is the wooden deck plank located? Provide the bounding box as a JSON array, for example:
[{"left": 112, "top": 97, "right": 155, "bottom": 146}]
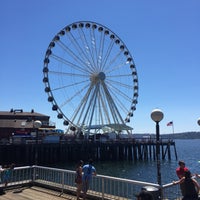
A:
[
  {"left": 0, "top": 185, "right": 129, "bottom": 200},
  {"left": 0, "top": 186, "right": 77, "bottom": 200}
]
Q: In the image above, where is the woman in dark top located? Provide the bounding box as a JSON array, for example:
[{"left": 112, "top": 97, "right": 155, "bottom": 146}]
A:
[
  {"left": 174, "top": 170, "right": 200, "bottom": 200},
  {"left": 75, "top": 160, "right": 83, "bottom": 200}
]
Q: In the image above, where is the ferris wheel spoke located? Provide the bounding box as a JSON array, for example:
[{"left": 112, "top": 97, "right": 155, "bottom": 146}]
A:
[
  {"left": 51, "top": 79, "right": 89, "bottom": 91},
  {"left": 107, "top": 81, "right": 133, "bottom": 102},
  {"left": 101, "top": 82, "right": 125, "bottom": 124},
  {"left": 101, "top": 40, "right": 115, "bottom": 72},
  {"left": 59, "top": 83, "right": 90, "bottom": 108},
  {"left": 57, "top": 39, "right": 95, "bottom": 74},
  {"left": 102, "top": 44, "right": 126, "bottom": 73},
  {"left": 50, "top": 53, "right": 90, "bottom": 74},
  {"left": 49, "top": 70, "right": 89, "bottom": 78},
  {"left": 95, "top": 88, "right": 109, "bottom": 125},
  {"left": 107, "top": 78, "right": 134, "bottom": 90},
  {"left": 90, "top": 28, "right": 99, "bottom": 70},
  {"left": 96, "top": 31, "right": 105, "bottom": 71},
  {"left": 66, "top": 30, "right": 90, "bottom": 62},
  {"left": 84, "top": 85, "right": 100, "bottom": 128},
  {"left": 73, "top": 84, "right": 99, "bottom": 128},
  {"left": 101, "top": 83, "right": 129, "bottom": 121},
  {"left": 103, "top": 95, "right": 119, "bottom": 124},
  {"left": 67, "top": 30, "right": 95, "bottom": 73},
  {"left": 108, "top": 87, "right": 130, "bottom": 114},
  {"left": 78, "top": 28, "right": 97, "bottom": 73},
  {"left": 56, "top": 40, "right": 90, "bottom": 69},
  {"left": 107, "top": 73, "right": 133, "bottom": 78},
  {"left": 70, "top": 84, "right": 94, "bottom": 125},
  {"left": 97, "top": 96, "right": 105, "bottom": 124},
  {"left": 105, "top": 60, "right": 129, "bottom": 74},
  {"left": 91, "top": 29, "right": 101, "bottom": 68},
  {"left": 88, "top": 85, "right": 99, "bottom": 129}
]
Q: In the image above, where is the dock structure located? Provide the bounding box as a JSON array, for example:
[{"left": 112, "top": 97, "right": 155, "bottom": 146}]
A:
[{"left": 0, "top": 139, "right": 177, "bottom": 165}]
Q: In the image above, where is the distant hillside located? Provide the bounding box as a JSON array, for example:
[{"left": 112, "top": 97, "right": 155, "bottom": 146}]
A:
[{"left": 134, "top": 132, "right": 200, "bottom": 139}]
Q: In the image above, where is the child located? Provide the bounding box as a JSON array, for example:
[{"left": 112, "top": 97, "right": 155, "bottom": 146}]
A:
[{"left": 2, "top": 163, "right": 15, "bottom": 187}]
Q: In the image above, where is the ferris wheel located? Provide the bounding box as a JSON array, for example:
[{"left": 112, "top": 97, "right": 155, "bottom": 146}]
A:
[{"left": 43, "top": 21, "right": 139, "bottom": 135}]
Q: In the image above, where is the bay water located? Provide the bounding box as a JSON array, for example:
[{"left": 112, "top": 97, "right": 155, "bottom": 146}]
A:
[{"left": 54, "top": 139, "right": 200, "bottom": 185}]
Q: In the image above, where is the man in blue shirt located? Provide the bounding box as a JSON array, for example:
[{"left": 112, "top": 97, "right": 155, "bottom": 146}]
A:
[{"left": 82, "top": 159, "right": 96, "bottom": 200}]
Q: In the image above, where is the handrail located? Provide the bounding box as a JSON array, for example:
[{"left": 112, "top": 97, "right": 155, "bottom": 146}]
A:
[{"left": 0, "top": 165, "right": 183, "bottom": 199}]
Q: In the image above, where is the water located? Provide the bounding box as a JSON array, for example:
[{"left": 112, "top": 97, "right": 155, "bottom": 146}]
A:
[{"left": 53, "top": 139, "right": 200, "bottom": 185}]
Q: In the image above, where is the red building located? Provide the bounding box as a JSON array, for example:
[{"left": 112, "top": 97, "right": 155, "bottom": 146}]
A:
[{"left": 0, "top": 109, "right": 55, "bottom": 142}]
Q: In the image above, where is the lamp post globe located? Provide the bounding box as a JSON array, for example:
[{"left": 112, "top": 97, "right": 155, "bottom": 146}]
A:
[
  {"left": 34, "top": 120, "right": 42, "bottom": 128},
  {"left": 151, "top": 109, "right": 164, "bottom": 123},
  {"left": 197, "top": 118, "right": 200, "bottom": 126}
]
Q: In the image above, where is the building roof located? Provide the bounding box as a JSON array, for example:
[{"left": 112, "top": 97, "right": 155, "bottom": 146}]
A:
[{"left": 0, "top": 109, "right": 49, "bottom": 119}]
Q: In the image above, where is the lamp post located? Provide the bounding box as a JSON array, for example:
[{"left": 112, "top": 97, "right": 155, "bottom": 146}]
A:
[
  {"left": 151, "top": 109, "right": 164, "bottom": 197},
  {"left": 34, "top": 120, "right": 42, "bottom": 165}
]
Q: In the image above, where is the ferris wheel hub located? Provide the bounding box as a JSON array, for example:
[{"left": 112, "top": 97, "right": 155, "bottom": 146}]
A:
[
  {"left": 90, "top": 72, "right": 106, "bottom": 84},
  {"left": 98, "top": 72, "right": 106, "bottom": 81}
]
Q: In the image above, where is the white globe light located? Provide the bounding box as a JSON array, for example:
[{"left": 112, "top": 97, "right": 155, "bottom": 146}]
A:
[
  {"left": 197, "top": 118, "right": 200, "bottom": 126},
  {"left": 151, "top": 109, "right": 164, "bottom": 122},
  {"left": 34, "top": 120, "right": 42, "bottom": 128}
]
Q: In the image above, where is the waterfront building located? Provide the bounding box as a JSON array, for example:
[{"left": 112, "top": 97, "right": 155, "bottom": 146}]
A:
[{"left": 0, "top": 108, "right": 55, "bottom": 143}]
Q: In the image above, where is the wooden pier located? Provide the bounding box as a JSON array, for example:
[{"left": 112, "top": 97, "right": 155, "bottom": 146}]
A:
[
  {"left": 0, "top": 139, "right": 177, "bottom": 165},
  {"left": 0, "top": 186, "right": 77, "bottom": 200}
]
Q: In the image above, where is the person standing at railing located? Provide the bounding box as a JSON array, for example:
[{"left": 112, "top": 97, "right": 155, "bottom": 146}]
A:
[
  {"left": 176, "top": 160, "right": 189, "bottom": 195},
  {"left": 0, "top": 165, "right": 3, "bottom": 184},
  {"left": 75, "top": 160, "right": 84, "bottom": 200},
  {"left": 173, "top": 170, "right": 200, "bottom": 200},
  {"left": 82, "top": 159, "right": 96, "bottom": 200},
  {"left": 0, "top": 165, "right": 2, "bottom": 174},
  {"left": 2, "top": 163, "right": 15, "bottom": 187}
]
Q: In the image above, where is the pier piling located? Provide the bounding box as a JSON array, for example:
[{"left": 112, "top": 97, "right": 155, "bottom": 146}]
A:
[{"left": 0, "top": 139, "right": 177, "bottom": 165}]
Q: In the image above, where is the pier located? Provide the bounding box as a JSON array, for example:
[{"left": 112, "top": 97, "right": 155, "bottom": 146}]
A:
[{"left": 0, "top": 139, "right": 177, "bottom": 165}]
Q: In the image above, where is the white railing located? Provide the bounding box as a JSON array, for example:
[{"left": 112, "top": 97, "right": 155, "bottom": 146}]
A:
[
  {"left": 0, "top": 166, "right": 33, "bottom": 187},
  {"left": 0, "top": 165, "right": 183, "bottom": 199}
]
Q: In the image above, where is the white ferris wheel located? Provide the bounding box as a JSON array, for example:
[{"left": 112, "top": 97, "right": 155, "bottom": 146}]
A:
[{"left": 43, "top": 21, "right": 139, "bottom": 137}]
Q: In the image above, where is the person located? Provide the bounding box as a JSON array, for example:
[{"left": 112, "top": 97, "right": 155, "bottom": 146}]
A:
[
  {"left": 0, "top": 165, "right": 2, "bottom": 182},
  {"left": 82, "top": 159, "right": 96, "bottom": 200},
  {"left": 75, "top": 160, "right": 83, "bottom": 200},
  {"left": 176, "top": 160, "right": 189, "bottom": 179},
  {"left": 136, "top": 190, "right": 154, "bottom": 200},
  {"left": 176, "top": 160, "right": 189, "bottom": 195},
  {"left": 2, "top": 163, "right": 15, "bottom": 187},
  {"left": 173, "top": 170, "right": 200, "bottom": 200},
  {"left": 0, "top": 165, "right": 3, "bottom": 187}
]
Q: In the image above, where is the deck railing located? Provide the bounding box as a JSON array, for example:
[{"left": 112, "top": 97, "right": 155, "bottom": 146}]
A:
[{"left": 0, "top": 165, "right": 185, "bottom": 199}]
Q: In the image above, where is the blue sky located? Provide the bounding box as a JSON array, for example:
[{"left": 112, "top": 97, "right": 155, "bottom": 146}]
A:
[{"left": 0, "top": 0, "right": 200, "bottom": 134}]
